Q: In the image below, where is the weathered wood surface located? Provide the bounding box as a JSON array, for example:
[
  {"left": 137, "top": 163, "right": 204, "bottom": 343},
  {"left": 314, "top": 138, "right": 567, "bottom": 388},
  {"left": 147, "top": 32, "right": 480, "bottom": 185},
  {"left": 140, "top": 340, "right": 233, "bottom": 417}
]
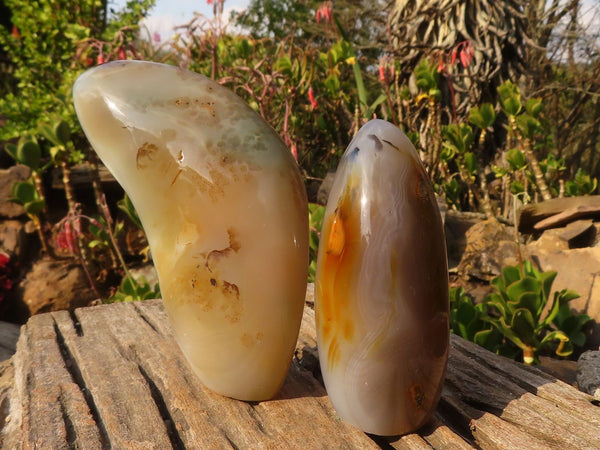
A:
[{"left": 2, "top": 288, "right": 600, "bottom": 449}]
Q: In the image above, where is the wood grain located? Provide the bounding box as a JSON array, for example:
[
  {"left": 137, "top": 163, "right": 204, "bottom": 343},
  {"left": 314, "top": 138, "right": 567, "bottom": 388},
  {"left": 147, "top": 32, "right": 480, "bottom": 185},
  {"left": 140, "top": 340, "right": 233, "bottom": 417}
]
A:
[{"left": 2, "top": 287, "right": 599, "bottom": 449}]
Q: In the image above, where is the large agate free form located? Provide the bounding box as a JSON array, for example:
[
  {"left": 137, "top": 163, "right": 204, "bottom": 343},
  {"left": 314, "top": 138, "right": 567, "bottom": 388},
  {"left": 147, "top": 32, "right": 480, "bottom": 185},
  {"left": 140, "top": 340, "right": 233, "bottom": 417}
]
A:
[
  {"left": 315, "top": 119, "right": 449, "bottom": 435},
  {"left": 73, "top": 61, "right": 308, "bottom": 401}
]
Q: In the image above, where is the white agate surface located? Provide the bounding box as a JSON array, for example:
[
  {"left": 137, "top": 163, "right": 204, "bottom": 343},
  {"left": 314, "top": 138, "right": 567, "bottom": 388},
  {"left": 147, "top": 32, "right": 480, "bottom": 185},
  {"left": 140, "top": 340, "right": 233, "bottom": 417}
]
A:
[
  {"left": 315, "top": 119, "right": 449, "bottom": 436},
  {"left": 73, "top": 61, "right": 308, "bottom": 401}
]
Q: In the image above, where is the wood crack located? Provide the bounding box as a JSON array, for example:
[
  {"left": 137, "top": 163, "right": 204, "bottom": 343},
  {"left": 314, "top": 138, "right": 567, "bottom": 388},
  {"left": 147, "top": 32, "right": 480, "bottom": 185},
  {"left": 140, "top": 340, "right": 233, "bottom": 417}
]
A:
[
  {"left": 58, "top": 387, "right": 77, "bottom": 448},
  {"left": 246, "top": 402, "right": 268, "bottom": 435},
  {"left": 68, "top": 309, "right": 84, "bottom": 337},
  {"left": 137, "top": 364, "right": 186, "bottom": 450},
  {"left": 132, "top": 303, "right": 160, "bottom": 334},
  {"left": 52, "top": 319, "right": 110, "bottom": 449}
]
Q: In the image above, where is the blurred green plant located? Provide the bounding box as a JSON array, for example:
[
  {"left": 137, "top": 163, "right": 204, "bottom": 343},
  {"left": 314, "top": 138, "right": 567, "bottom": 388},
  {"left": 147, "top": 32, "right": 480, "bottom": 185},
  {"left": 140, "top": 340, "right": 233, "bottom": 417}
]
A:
[
  {"left": 117, "top": 194, "right": 143, "bottom": 231},
  {"left": 9, "top": 178, "right": 49, "bottom": 253},
  {"left": 450, "top": 261, "right": 590, "bottom": 365},
  {"left": 565, "top": 169, "right": 598, "bottom": 197},
  {"left": 308, "top": 203, "right": 325, "bottom": 282},
  {"left": 449, "top": 287, "right": 502, "bottom": 350},
  {"left": 109, "top": 275, "right": 161, "bottom": 303}
]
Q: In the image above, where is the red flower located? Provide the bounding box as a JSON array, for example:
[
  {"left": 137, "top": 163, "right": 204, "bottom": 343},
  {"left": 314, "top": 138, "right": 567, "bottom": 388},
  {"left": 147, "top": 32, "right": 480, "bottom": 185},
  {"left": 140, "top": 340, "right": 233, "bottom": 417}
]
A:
[
  {"left": 118, "top": 46, "right": 127, "bottom": 60},
  {"left": 290, "top": 143, "right": 298, "bottom": 161},
  {"left": 57, "top": 220, "right": 78, "bottom": 254},
  {"left": 316, "top": 2, "right": 333, "bottom": 24},
  {"left": 0, "top": 252, "right": 16, "bottom": 303},
  {"left": 97, "top": 53, "right": 105, "bottom": 65},
  {"left": 308, "top": 87, "right": 318, "bottom": 110},
  {"left": 11, "top": 26, "right": 19, "bottom": 39},
  {"left": 459, "top": 41, "right": 474, "bottom": 68},
  {"left": 379, "top": 65, "right": 386, "bottom": 82},
  {"left": 437, "top": 56, "right": 445, "bottom": 73},
  {"left": 449, "top": 41, "right": 474, "bottom": 69}
]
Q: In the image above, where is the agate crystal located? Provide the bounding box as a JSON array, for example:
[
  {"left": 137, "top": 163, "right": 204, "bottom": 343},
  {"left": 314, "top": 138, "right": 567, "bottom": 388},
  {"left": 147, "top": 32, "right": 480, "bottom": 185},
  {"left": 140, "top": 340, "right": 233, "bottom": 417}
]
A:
[
  {"left": 315, "top": 119, "right": 449, "bottom": 435},
  {"left": 73, "top": 61, "right": 308, "bottom": 401}
]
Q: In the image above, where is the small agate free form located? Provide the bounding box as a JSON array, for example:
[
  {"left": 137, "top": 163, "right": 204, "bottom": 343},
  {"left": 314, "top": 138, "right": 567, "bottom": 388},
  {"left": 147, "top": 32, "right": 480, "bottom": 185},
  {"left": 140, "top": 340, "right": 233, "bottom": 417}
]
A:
[{"left": 315, "top": 119, "right": 449, "bottom": 436}]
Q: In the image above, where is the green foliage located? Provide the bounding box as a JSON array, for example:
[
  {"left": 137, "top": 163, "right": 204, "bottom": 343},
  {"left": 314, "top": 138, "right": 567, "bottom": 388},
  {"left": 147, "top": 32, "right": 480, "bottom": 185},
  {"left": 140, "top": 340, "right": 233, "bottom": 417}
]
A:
[
  {"left": 117, "top": 194, "right": 143, "bottom": 230},
  {"left": 565, "top": 169, "right": 598, "bottom": 196},
  {"left": 5, "top": 138, "right": 42, "bottom": 170},
  {"left": 0, "top": 0, "right": 153, "bottom": 140},
  {"left": 414, "top": 59, "right": 441, "bottom": 100},
  {"left": 10, "top": 179, "right": 45, "bottom": 216},
  {"left": 449, "top": 287, "right": 502, "bottom": 350},
  {"left": 468, "top": 103, "right": 496, "bottom": 131},
  {"left": 442, "top": 124, "right": 473, "bottom": 158},
  {"left": 88, "top": 216, "right": 124, "bottom": 253},
  {"left": 109, "top": 275, "right": 161, "bottom": 303},
  {"left": 450, "top": 261, "right": 590, "bottom": 364},
  {"left": 308, "top": 203, "right": 325, "bottom": 282},
  {"left": 498, "top": 80, "right": 522, "bottom": 117}
]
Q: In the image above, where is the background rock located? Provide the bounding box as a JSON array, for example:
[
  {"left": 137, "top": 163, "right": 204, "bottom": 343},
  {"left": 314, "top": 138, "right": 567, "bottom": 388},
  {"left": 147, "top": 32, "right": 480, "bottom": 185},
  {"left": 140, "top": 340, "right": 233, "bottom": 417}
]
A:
[
  {"left": 456, "top": 218, "right": 520, "bottom": 281},
  {"left": 16, "top": 258, "right": 98, "bottom": 318},
  {"left": 0, "top": 165, "right": 31, "bottom": 218},
  {"left": 0, "top": 220, "right": 37, "bottom": 266},
  {"left": 577, "top": 350, "right": 600, "bottom": 399},
  {"left": 527, "top": 245, "right": 600, "bottom": 347}
]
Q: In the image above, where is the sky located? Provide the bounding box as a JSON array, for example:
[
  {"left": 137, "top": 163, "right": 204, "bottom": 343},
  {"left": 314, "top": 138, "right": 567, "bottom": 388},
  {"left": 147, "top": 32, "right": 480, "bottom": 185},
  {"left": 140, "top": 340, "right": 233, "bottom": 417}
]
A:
[
  {"left": 111, "top": 0, "right": 251, "bottom": 43},
  {"left": 113, "top": 0, "right": 599, "bottom": 45}
]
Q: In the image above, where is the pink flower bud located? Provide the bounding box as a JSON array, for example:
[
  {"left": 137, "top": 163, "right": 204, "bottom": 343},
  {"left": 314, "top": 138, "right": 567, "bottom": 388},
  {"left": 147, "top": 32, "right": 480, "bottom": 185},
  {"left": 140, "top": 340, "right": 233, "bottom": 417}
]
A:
[
  {"left": 308, "top": 87, "right": 318, "bottom": 110},
  {"left": 379, "top": 65, "right": 386, "bottom": 82}
]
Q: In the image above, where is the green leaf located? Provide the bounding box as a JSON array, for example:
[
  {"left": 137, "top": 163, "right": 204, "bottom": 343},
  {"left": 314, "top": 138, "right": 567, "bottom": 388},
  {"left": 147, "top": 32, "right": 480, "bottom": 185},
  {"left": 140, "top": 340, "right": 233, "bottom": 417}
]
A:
[
  {"left": 16, "top": 140, "right": 41, "bottom": 169},
  {"left": 511, "top": 308, "right": 536, "bottom": 345},
  {"left": 507, "top": 148, "right": 526, "bottom": 170},
  {"left": 525, "top": 98, "right": 543, "bottom": 118},
  {"left": 469, "top": 103, "right": 496, "bottom": 129},
  {"left": 539, "top": 270, "right": 557, "bottom": 304},
  {"left": 11, "top": 180, "right": 38, "bottom": 204},
  {"left": 5, "top": 143, "right": 18, "bottom": 160},
  {"left": 38, "top": 123, "right": 59, "bottom": 146},
  {"left": 558, "top": 289, "right": 580, "bottom": 303},
  {"left": 486, "top": 314, "right": 527, "bottom": 350},
  {"left": 364, "top": 94, "right": 388, "bottom": 118},
  {"left": 414, "top": 59, "right": 438, "bottom": 93},
  {"left": 88, "top": 240, "right": 104, "bottom": 249},
  {"left": 506, "top": 277, "right": 541, "bottom": 306},
  {"left": 117, "top": 194, "right": 143, "bottom": 230},
  {"left": 53, "top": 120, "right": 71, "bottom": 146},
  {"left": 24, "top": 199, "right": 45, "bottom": 216},
  {"left": 501, "top": 265, "right": 522, "bottom": 286},
  {"left": 324, "top": 74, "right": 340, "bottom": 94},
  {"left": 352, "top": 59, "right": 368, "bottom": 112},
  {"left": 498, "top": 81, "right": 522, "bottom": 116},
  {"left": 463, "top": 152, "right": 476, "bottom": 175},
  {"left": 541, "top": 290, "right": 565, "bottom": 328},
  {"left": 274, "top": 56, "right": 292, "bottom": 75},
  {"left": 473, "top": 328, "right": 499, "bottom": 351},
  {"left": 516, "top": 114, "right": 541, "bottom": 139}
]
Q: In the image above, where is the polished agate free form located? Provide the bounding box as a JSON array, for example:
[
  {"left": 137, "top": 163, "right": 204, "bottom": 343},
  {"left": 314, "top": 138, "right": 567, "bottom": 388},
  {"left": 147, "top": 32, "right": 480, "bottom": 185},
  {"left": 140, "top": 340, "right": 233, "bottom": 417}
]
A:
[
  {"left": 315, "top": 119, "right": 449, "bottom": 436},
  {"left": 73, "top": 61, "right": 308, "bottom": 401}
]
